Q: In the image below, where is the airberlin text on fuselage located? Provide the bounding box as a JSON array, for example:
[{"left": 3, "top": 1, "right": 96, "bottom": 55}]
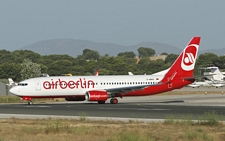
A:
[{"left": 43, "top": 78, "right": 95, "bottom": 89}]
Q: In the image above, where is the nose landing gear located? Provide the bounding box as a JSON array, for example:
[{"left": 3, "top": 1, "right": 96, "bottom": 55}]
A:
[{"left": 28, "top": 101, "right": 33, "bottom": 105}]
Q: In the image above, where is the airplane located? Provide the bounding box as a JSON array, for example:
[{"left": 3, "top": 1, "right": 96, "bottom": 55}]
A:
[
  {"left": 187, "top": 66, "right": 225, "bottom": 88},
  {"left": 10, "top": 37, "right": 201, "bottom": 105},
  {"left": 207, "top": 66, "right": 225, "bottom": 82},
  {"left": 128, "top": 72, "right": 133, "bottom": 75},
  {"left": 7, "top": 78, "right": 18, "bottom": 87},
  {"left": 95, "top": 70, "right": 99, "bottom": 76},
  {"left": 208, "top": 78, "right": 225, "bottom": 88},
  {"left": 187, "top": 81, "right": 211, "bottom": 88},
  {"left": 205, "top": 66, "right": 225, "bottom": 88},
  {"left": 128, "top": 72, "right": 146, "bottom": 75}
]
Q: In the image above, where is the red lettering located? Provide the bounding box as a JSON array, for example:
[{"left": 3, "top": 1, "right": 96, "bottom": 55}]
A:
[
  {"left": 83, "top": 78, "right": 86, "bottom": 88},
  {"left": 42, "top": 78, "right": 95, "bottom": 90},
  {"left": 51, "top": 79, "right": 55, "bottom": 89},
  {"left": 55, "top": 81, "right": 59, "bottom": 89},
  {"left": 76, "top": 80, "right": 79, "bottom": 88},
  {"left": 43, "top": 81, "right": 51, "bottom": 89},
  {"left": 68, "top": 80, "right": 75, "bottom": 89},
  {"left": 59, "top": 79, "right": 67, "bottom": 89},
  {"left": 80, "top": 78, "right": 84, "bottom": 88},
  {"left": 88, "top": 80, "right": 94, "bottom": 88}
]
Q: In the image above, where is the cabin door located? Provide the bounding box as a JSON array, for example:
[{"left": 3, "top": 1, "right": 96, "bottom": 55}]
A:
[{"left": 35, "top": 80, "right": 41, "bottom": 91}]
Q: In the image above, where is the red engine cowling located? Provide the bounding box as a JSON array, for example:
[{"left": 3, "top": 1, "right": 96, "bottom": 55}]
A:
[
  {"left": 22, "top": 97, "right": 32, "bottom": 101},
  {"left": 65, "top": 96, "right": 85, "bottom": 101},
  {"left": 85, "top": 90, "right": 108, "bottom": 101}
]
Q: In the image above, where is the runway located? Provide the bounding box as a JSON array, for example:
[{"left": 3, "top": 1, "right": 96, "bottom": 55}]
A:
[{"left": 1, "top": 93, "right": 225, "bottom": 121}]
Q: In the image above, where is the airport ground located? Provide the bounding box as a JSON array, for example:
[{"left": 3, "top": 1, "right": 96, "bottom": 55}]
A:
[{"left": 0, "top": 86, "right": 225, "bottom": 140}]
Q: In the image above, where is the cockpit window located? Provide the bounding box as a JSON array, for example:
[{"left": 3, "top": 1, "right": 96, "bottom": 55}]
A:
[{"left": 18, "top": 83, "right": 28, "bottom": 86}]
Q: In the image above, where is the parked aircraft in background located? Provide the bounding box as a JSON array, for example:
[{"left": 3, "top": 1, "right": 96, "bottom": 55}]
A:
[
  {"left": 95, "top": 70, "right": 99, "bottom": 76},
  {"left": 10, "top": 37, "right": 201, "bottom": 105},
  {"left": 207, "top": 67, "right": 225, "bottom": 88},
  {"left": 128, "top": 72, "right": 146, "bottom": 75},
  {"left": 128, "top": 72, "right": 133, "bottom": 75},
  {"left": 188, "top": 66, "right": 225, "bottom": 88},
  {"left": 187, "top": 81, "right": 211, "bottom": 88},
  {"left": 207, "top": 67, "right": 225, "bottom": 82},
  {"left": 7, "top": 78, "right": 18, "bottom": 87}
]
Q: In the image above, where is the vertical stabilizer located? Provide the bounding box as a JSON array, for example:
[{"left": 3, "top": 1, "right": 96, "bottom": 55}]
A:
[{"left": 161, "top": 37, "right": 201, "bottom": 83}]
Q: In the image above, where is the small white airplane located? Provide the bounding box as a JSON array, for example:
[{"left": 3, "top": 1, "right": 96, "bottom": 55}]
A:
[
  {"left": 207, "top": 67, "right": 225, "bottom": 82},
  {"left": 188, "top": 66, "right": 225, "bottom": 88},
  {"left": 206, "top": 67, "right": 225, "bottom": 88},
  {"left": 10, "top": 37, "right": 201, "bottom": 105},
  {"left": 95, "top": 70, "right": 99, "bottom": 76},
  {"left": 128, "top": 72, "right": 146, "bottom": 75},
  {"left": 7, "top": 78, "right": 18, "bottom": 87},
  {"left": 187, "top": 81, "right": 211, "bottom": 88},
  {"left": 128, "top": 72, "right": 133, "bottom": 75}
]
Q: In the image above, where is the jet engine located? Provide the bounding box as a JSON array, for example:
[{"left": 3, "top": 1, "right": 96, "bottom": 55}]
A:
[{"left": 85, "top": 90, "right": 108, "bottom": 101}]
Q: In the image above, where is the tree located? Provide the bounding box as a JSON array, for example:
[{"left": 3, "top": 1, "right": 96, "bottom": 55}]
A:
[
  {"left": 117, "top": 51, "right": 136, "bottom": 58},
  {"left": 11, "top": 50, "right": 41, "bottom": 63},
  {"left": 48, "top": 60, "right": 73, "bottom": 75},
  {"left": 0, "top": 62, "right": 21, "bottom": 81},
  {"left": 82, "top": 49, "right": 100, "bottom": 60},
  {"left": 137, "top": 47, "right": 155, "bottom": 58},
  {"left": 161, "top": 52, "right": 168, "bottom": 55},
  {"left": 196, "top": 53, "right": 218, "bottom": 67},
  {"left": 21, "top": 59, "right": 41, "bottom": 80},
  {"left": 165, "top": 54, "right": 178, "bottom": 64}
]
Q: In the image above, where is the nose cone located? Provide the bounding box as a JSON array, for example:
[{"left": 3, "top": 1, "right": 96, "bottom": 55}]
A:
[{"left": 9, "top": 87, "right": 18, "bottom": 96}]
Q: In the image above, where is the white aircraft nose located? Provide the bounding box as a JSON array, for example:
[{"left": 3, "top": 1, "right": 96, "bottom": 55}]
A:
[{"left": 9, "top": 87, "right": 18, "bottom": 95}]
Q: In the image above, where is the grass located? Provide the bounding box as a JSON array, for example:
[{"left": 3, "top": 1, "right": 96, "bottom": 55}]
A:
[
  {"left": 164, "top": 111, "right": 222, "bottom": 126},
  {"left": 0, "top": 117, "right": 225, "bottom": 141},
  {"left": 78, "top": 111, "right": 87, "bottom": 121},
  {"left": 0, "top": 96, "right": 64, "bottom": 104}
]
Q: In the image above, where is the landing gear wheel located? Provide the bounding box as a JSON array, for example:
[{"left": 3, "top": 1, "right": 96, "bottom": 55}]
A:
[
  {"left": 98, "top": 101, "right": 106, "bottom": 104},
  {"left": 110, "top": 98, "right": 118, "bottom": 104},
  {"left": 28, "top": 101, "right": 33, "bottom": 105}
]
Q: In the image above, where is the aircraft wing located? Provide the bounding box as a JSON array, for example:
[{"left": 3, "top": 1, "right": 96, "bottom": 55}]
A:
[{"left": 104, "top": 84, "right": 161, "bottom": 94}]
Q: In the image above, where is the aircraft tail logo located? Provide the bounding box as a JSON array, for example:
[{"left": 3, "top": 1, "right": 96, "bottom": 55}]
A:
[{"left": 181, "top": 44, "right": 198, "bottom": 71}]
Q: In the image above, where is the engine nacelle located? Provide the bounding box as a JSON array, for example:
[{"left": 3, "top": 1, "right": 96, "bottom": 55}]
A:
[
  {"left": 65, "top": 96, "right": 85, "bottom": 101},
  {"left": 85, "top": 90, "right": 108, "bottom": 101},
  {"left": 22, "top": 97, "right": 32, "bottom": 101}
]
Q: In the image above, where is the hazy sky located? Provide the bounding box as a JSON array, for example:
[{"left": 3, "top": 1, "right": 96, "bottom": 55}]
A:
[{"left": 1, "top": 0, "right": 225, "bottom": 51}]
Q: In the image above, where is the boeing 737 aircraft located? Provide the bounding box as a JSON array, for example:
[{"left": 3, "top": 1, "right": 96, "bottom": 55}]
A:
[{"left": 10, "top": 37, "right": 201, "bottom": 105}]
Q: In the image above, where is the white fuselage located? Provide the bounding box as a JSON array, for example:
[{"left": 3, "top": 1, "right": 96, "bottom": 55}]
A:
[{"left": 10, "top": 75, "right": 163, "bottom": 97}]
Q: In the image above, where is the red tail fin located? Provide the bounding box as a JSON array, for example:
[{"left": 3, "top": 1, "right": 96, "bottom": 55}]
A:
[{"left": 161, "top": 37, "right": 201, "bottom": 83}]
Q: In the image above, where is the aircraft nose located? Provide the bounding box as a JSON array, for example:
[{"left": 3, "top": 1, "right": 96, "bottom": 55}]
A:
[{"left": 9, "top": 87, "right": 19, "bottom": 95}]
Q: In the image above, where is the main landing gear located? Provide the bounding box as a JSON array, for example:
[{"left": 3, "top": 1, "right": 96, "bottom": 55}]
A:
[
  {"left": 97, "top": 98, "right": 118, "bottom": 104},
  {"left": 110, "top": 98, "right": 118, "bottom": 104}
]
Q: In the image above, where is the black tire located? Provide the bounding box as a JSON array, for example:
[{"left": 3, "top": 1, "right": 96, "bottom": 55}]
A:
[{"left": 110, "top": 98, "right": 118, "bottom": 104}]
